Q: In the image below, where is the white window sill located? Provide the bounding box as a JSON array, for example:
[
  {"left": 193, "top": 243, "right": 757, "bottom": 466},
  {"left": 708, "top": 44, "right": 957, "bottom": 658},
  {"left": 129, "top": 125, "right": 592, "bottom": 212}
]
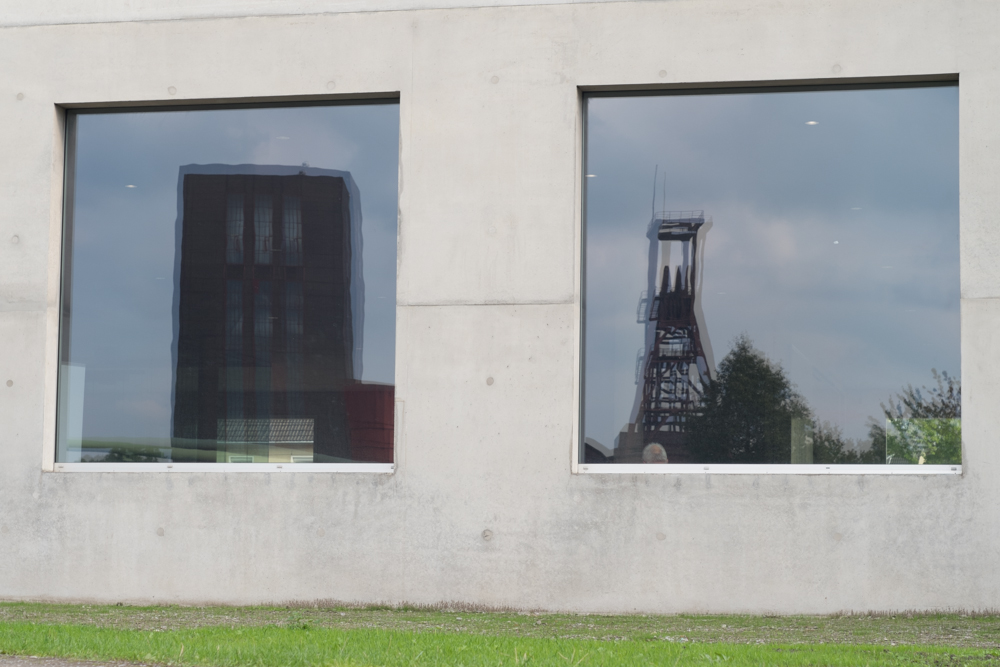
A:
[
  {"left": 578, "top": 464, "right": 961, "bottom": 475},
  {"left": 51, "top": 463, "right": 395, "bottom": 473}
]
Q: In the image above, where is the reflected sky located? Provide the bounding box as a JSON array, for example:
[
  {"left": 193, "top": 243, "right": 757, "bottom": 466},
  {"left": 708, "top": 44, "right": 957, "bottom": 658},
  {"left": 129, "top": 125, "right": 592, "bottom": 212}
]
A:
[
  {"left": 584, "top": 86, "right": 959, "bottom": 452},
  {"left": 65, "top": 103, "right": 399, "bottom": 440}
]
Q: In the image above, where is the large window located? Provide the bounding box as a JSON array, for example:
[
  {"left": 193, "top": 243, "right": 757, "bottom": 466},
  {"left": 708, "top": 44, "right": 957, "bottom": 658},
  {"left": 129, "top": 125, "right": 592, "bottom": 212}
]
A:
[
  {"left": 582, "top": 84, "right": 960, "bottom": 468},
  {"left": 57, "top": 101, "right": 399, "bottom": 465}
]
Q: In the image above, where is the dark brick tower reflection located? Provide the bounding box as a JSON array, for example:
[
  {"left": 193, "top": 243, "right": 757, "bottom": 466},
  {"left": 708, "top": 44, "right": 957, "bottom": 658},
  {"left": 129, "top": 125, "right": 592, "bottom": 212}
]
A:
[{"left": 170, "top": 166, "right": 391, "bottom": 463}]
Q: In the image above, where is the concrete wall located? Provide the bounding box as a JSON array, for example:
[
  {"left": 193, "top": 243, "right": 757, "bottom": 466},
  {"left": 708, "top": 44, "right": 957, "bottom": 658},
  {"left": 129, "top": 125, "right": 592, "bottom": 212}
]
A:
[{"left": 2, "top": 0, "right": 999, "bottom": 612}]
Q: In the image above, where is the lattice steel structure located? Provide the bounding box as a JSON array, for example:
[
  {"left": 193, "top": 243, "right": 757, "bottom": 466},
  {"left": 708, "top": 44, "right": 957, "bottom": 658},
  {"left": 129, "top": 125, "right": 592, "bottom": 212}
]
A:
[{"left": 634, "top": 211, "right": 713, "bottom": 463}]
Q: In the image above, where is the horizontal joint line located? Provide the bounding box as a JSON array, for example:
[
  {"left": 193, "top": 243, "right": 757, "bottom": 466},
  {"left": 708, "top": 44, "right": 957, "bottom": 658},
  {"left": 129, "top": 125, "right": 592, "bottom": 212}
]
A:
[{"left": 399, "top": 300, "right": 574, "bottom": 307}]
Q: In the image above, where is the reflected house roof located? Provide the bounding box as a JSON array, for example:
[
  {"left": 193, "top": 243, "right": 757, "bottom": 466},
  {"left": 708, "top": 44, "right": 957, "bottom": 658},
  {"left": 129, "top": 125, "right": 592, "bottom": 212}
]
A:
[{"left": 217, "top": 418, "right": 315, "bottom": 444}]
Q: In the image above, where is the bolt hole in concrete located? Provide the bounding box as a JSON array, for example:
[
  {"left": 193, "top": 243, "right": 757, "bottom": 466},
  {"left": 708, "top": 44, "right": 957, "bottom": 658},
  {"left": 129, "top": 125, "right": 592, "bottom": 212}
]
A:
[
  {"left": 482, "top": 529, "right": 493, "bottom": 541},
  {"left": 486, "top": 377, "right": 494, "bottom": 386},
  {"left": 490, "top": 76, "right": 499, "bottom": 84},
  {"left": 167, "top": 86, "right": 177, "bottom": 95},
  {"left": 11, "top": 235, "right": 19, "bottom": 244},
  {"left": 658, "top": 70, "right": 667, "bottom": 78},
  {"left": 326, "top": 80, "right": 337, "bottom": 90},
  {"left": 6, "top": 380, "right": 12, "bottom": 387},
  {"left": 156, "top": 527, "right": 164, "bottom": 536},
  {"left": 16, "top": 93, "right": 24, "bottom": 100}
]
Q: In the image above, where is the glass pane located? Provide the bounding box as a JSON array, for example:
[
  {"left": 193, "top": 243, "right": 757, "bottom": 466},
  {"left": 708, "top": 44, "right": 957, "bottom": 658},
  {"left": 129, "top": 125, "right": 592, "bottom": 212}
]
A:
[
  {"left": 583, "top": 85, "right": 960, "bottom": 465},
  {"left": 57, "top": 102, "right": 399, "bottom": 463}
]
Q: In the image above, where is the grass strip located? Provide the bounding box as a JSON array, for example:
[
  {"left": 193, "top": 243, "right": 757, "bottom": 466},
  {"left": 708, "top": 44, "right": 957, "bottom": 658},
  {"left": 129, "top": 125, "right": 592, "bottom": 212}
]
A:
[
  {"left": 5, "top": 603, "right": 1000, "bottom": 648},
  {"left": 1, "top": 621, "right": 998, "bottom": 666}
]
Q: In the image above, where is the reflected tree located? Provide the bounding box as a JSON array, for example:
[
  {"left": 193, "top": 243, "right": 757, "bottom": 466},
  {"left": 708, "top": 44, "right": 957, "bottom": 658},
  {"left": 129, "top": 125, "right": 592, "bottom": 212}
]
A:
[
  {"left": 812, "top": 421, "right": 884, "bottom": 464},
  {"left": 687, "top": 335, "right": 810, "bottom": 463},
  {"left": 686, "top": 336, "right": 959, "bottom": 465},
  {"left": 873, "top": 370, "right": 961, "bottom": 464},
  {"left": 104, "top": 445, "right": 162, "bottom": 463}
]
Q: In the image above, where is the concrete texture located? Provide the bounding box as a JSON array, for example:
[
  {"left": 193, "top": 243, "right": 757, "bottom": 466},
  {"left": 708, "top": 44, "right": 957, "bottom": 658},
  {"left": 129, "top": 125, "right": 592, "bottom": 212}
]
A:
[{"left": 1, "top": 0, "right": 999, "bottom": 613}]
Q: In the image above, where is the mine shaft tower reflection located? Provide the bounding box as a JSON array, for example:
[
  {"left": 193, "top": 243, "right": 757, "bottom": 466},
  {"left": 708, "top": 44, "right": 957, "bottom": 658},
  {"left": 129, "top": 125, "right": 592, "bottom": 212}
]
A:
[{"left": 618, "top": 211, "right": 714, "bottom": 463}]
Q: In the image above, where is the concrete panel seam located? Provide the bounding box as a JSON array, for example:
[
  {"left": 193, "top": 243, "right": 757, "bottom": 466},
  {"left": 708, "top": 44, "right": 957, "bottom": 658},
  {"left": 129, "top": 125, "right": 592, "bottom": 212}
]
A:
[
  {"left": 0, "top": 0, "right": 633, "bottom": 30},
  {"left": 398, "top": 299, "right": 576, "bottom": 307}
]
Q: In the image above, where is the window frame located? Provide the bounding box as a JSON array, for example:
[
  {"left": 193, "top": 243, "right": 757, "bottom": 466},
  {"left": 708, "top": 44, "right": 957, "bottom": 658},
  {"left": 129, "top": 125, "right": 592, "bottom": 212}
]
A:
[
  {"left": 575, "top": 78, "right": 963, "bottom": 476},
  {"left": 49, "top": 95, "right": 401, "bottom": 474}
]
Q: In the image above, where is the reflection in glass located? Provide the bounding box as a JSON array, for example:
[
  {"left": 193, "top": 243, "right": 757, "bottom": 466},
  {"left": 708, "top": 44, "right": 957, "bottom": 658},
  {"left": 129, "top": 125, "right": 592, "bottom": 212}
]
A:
[
  {"left": 583, "top": 85, "right": 960, "bottom": 465},
  {"left": 57, "top": 103, "right": 399, "bottom": 463}
]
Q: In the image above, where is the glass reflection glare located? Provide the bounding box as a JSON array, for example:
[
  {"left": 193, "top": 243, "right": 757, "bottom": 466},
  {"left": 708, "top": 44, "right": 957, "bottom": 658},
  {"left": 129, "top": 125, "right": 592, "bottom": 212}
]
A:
[
  {"left": 582, "top": 85, "right": 960, "bottom": 465},
  {"left": 57, "top": 102, "right": 399, "bottom": 463}
]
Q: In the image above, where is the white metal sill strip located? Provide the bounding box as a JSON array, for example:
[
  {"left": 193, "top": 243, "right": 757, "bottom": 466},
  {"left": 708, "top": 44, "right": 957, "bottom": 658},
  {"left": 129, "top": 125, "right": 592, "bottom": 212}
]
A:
[
  {"left": 578, "top": 464, "right": 961, "bottom": 475},
  {"left": 52, "top": 463, "right": 394, "bottom": 473}
]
